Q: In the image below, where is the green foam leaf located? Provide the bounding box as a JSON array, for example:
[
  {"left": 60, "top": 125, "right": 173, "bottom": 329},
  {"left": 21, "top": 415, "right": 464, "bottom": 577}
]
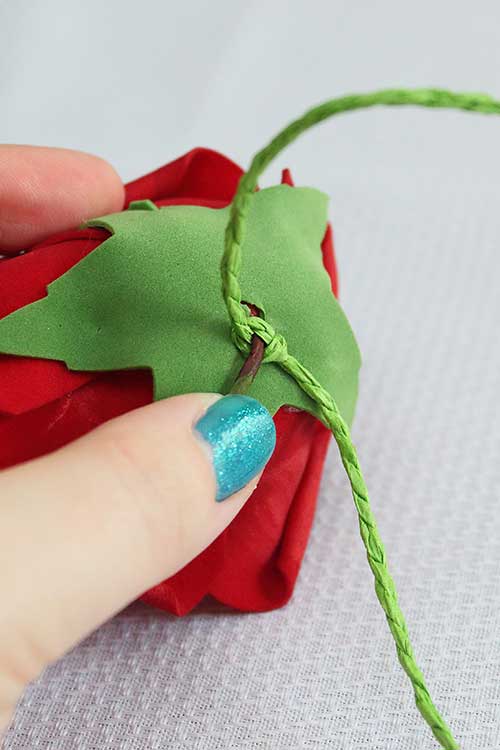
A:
[{"left": 0, "top": 186, "right": 361, "bottom": 424}]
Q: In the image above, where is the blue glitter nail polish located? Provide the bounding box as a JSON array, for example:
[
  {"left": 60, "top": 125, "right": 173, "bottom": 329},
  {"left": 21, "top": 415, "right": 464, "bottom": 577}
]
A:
[{"left": 194, "top": 395, "right": 276, "bottom": 502}]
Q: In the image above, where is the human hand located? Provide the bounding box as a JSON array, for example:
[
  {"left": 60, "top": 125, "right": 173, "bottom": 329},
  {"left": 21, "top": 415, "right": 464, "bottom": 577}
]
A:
[{"left": 0, "top": 146, "right": 276, "bottom": 735}]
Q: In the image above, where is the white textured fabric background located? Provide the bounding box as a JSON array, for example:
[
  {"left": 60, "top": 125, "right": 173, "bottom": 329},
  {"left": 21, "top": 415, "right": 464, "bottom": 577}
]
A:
[{"left": 2, "top": 1, "right": 500, "bottom": 748}]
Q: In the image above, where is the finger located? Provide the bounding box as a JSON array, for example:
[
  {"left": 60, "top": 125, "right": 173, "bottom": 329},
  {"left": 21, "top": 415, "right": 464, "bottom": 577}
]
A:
[
  {"left": 0, "top": 393, "right": 275, "bottom": 728},
  {"left": 0, "top": 145, "right": 124, "bottom": 253}
]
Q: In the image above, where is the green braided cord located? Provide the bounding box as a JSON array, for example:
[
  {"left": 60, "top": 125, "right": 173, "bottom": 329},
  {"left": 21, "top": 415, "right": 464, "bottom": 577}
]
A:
[{"left": 221, "top": 88, "right": 500, "bottom": 749}]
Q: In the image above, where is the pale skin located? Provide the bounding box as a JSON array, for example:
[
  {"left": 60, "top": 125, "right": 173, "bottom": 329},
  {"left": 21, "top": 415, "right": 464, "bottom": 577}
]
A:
[{"left": 0, "top": 146, "right": 261, "bottom": 736}]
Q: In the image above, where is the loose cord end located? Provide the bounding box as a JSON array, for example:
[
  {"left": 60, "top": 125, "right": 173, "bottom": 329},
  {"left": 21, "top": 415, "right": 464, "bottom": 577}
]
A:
[{"left": 218, "top": 87, "right": 500, "bottom": 748}]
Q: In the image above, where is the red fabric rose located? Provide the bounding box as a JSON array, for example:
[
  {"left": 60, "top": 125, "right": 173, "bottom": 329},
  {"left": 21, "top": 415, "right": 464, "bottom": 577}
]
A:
[{"left": 0, "top": 148, "right": 338, "bottom": 615}]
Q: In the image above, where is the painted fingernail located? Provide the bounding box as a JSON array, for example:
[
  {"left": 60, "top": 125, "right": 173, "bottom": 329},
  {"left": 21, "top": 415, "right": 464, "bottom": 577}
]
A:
[{"left": 194, "top": 395, "right": 276, "bottom": 502}]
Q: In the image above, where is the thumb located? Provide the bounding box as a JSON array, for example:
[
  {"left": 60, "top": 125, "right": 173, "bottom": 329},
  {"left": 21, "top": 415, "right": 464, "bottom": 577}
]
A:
[{"left": 0, "top": 393, "right": 276, "bottom": 729}]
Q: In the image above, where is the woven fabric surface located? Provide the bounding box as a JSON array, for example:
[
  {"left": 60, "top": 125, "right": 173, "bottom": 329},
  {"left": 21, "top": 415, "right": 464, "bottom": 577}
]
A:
[{"left": 2, "top": 1, "right": 500, "bottom": 748}]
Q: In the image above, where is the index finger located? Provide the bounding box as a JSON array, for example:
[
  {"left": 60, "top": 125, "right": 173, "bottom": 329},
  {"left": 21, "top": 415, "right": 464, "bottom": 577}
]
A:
[{"left": 0, "top": 145, "right": 125, "bottom": 253}]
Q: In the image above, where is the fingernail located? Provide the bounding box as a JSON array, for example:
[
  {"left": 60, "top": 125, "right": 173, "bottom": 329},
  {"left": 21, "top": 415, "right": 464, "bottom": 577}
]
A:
[{"left": 194, "top": 395, "right": 276, "bottom": 502}]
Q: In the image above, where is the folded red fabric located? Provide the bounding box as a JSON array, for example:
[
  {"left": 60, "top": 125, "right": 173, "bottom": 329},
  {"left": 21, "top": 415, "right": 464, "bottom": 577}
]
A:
[{"left": 0, "top": 148, "right": 338, "bottom": 615}]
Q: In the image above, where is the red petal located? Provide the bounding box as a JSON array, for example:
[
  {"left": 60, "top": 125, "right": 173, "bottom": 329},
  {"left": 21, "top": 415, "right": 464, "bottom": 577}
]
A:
[
  {"left": 0, "top": 369, "right": 152, "bottom": 470},
  {"left": 321, "top": 224, "right": 339, "bottom": 296},
  {"left": 281, "top": 168, "right": 294, "bottom": 186},
  {"left": 125, "top": 147, "right": 243, "bottom": 205},
  {"left": 0, "top": 231, "right": 108, "bottom": 415}
]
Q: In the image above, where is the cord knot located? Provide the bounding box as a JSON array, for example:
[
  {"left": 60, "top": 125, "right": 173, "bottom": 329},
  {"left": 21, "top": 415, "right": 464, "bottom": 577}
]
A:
[
  {"left": 230, "top": 316, "right": 288, "bottom": 365},
  {"left": 262, "top": 330, "right": 288, "bottom": 363}
]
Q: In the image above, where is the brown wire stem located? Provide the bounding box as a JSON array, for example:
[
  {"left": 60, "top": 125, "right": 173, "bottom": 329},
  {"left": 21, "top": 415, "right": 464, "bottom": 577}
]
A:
[{"left": 230, "top": 304, "right": 265, "bottom": 394}]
